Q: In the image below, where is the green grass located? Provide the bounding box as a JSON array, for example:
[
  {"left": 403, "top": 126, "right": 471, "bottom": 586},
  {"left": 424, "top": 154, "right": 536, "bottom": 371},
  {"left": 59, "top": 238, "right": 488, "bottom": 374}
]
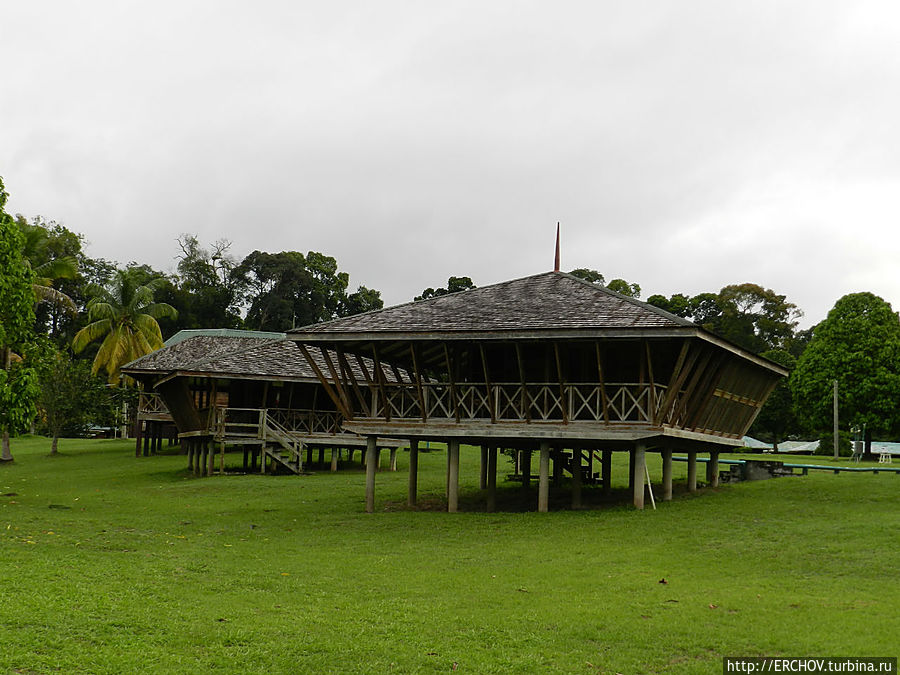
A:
[{"left": 1, "top": 437, "right": 897, "bottom": 674}]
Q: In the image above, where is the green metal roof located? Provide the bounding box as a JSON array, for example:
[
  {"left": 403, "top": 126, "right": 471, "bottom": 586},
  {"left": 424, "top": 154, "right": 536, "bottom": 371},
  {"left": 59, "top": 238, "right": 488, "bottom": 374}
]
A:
[{"left": 163, "top": 328, "right": 285, "bottom": 347}]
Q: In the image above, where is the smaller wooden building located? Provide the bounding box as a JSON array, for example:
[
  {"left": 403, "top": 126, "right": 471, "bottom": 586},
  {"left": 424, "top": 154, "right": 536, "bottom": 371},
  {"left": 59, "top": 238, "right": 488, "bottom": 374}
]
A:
[{"left": 122, "top": 329, "right": 401, "bottom": 475}]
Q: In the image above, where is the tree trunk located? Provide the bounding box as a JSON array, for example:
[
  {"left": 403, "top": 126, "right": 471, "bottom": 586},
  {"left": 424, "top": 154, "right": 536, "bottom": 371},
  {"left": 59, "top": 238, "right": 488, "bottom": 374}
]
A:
[
  {"left": 1, "top": 429, "right": 12, "bottom": 462},
  {"left": 50, "top": 435, "right": 59, "bottom": 455}
]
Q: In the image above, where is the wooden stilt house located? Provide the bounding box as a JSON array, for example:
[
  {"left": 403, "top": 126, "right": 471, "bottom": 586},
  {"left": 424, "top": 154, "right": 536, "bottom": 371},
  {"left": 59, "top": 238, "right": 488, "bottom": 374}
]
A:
[
  {"left": 287, "top": 271, "right": 788, "bottom": 512},
  {"left": 122, "top": 329, "right": 401, "bottom": 476}
]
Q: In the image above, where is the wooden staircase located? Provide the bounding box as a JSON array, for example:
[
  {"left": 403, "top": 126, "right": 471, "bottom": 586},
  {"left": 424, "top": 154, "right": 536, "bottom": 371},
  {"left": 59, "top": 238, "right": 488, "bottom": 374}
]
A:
[
  {"left": 211, "top": 407, "right": 304, "bottom": 475},
  {"left": 259, "top": 412, "right": 304, "bottom": 474}
]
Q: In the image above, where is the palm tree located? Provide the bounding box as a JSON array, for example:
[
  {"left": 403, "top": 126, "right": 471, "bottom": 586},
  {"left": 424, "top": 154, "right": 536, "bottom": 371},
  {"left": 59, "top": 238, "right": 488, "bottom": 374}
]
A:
[
  {"left": 72, "top": 269, "right": 177, "bottom": 384},
  {"left": 17, "top": 216, "right": 78, "bottom": 313}
]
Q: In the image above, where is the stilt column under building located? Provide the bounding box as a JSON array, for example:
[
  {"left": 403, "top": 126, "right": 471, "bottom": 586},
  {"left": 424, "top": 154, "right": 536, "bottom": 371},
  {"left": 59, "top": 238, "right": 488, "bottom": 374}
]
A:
[
  {"left": 687, "top": 450, "right": 698, "bottom": 492},
  {"left": 538, "top": 441, "right": 551, "bottom": 512},
  {"left": 486, "top": 446, "right": 497, "bottom": 512},
  {"left": 632, "top": 444, "right": 646, "bottom": 510},
  {"left": 447, "top": 440, "right": 460, "bottom": 513},
  {"left": 408, "top": 440, "right": 419, "bottom": 507},
  {"left": 365, "top": 436, "right": 377, "bottom": 513},
  {"left": 571, "top": 448, "right": 583, "bottom": 509},
  {"left": 661, "top": 449, "right": 673, "bottom": 501}
]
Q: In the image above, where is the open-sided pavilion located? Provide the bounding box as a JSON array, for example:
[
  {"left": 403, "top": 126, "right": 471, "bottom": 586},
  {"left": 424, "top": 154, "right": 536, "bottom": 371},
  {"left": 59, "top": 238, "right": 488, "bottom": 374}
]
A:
[
  {"left": 122, "top": 329, "right": 401, "bottom": 475},
  {"left": 288, "top": 271, "right": 787, "bottom": 512}
]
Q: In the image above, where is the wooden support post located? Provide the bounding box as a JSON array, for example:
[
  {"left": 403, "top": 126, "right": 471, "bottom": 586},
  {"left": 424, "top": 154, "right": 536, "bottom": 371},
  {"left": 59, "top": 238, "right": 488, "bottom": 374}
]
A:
[
  {"left": 553, "top": 449, "right": 563, "bottom": 486},
  {"left": 187, "top": 439, "right": 193, "bottom": 471},
  {"left": 260, "top": 445, "right": 266, "bottom": 474},
  {"left": 602, "top": 450, "right": 612, "bottom": 496},
  {"left": 134, "top": 419, "right": 143, "bottom": 457},
  {"left": 154, "top": 425, "right": 162, "bottom": 454},
  {"left": 365, "top": 436, "right": 377, "bottom": 513},
  {"left": 479, "top": 445, "right": 488, "bottom": 490},
  {"left": 522, "top": 450, "right": 532, "bottom": 489},
  {"left": 628, "top": 449, "right": 635, "bottom": 492},
  {"left": 662, "top": 449, "right": 673, "bottom": 501},
  {"left": 143, "top": 425, "right": 151, "bottom": 457},
  {"left": 571, "top": 448, "right": 583, "bottom": 509},
  {"left": 331, "top": 447, "right": 339, "bottom": 472},
  {"left": 219, "top": 440, "right": 225, "bottom": 475},
  {"left": 687, "top": 450, "right": 698, "bottom": 492},
  {"left": 242, "top": 445, "right": 249, "bottom": 472},
  {"left": 306, "top": 446, "right": 313, "bottom": 466},
  {"left": 538, "top": 442, "right": 551, "bottom": 512},
  {"left": 709, "top": 450, "right": 720, "bottom": 488},
  {"left": 317, "top": 447, "right": 325, "bottom": 468},
  {"left": 447, "top": 440, "right": 460, "bottom": 513},
  {"left": 375, "top": 447, "right": 382, "bottom": 471},
  {"left": 389, "top": 448, "right": 397, "bottom": 472},
  {"left": 633, "top": 444, "right": 646, "bottom": 510},
  {"left": 587, "top": 449, "right": 594, "bottom": 482},
  {"left": 207, "top": 440, "right": 215, "bottom": 477},
  {"left": 486, "top": 446, "right": 497, "bottom": 513},
  {"left": 408, "top": 440, "right": 419, "bottom": 507}
]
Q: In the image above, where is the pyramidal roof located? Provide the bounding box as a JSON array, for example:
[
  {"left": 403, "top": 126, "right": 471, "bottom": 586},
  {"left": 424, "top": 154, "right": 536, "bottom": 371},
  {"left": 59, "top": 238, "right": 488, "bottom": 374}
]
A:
[{"left": 290, "top": 271, "right": 694, "bottom": 337}]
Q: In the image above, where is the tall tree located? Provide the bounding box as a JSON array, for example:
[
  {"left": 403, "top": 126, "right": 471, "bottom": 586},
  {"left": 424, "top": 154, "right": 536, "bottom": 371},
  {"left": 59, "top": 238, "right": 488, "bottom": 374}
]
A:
[
  {"left": 72, "top": 268, "right": 177, "bottom": 383},
  {"left": 0, "top": 177, "right": 38, "bottom": 461},
  {"left": 234, "top": 250, "right": 380, "bottom": 330},
  {"left": 790, "top": 292, "right": 900, "bottom": 453},
  {"left": 415, "top": 276, "right": 476, "bottom": 301},
  {"left": 606, "top": 279, "right": 641, "bottom": 298}
]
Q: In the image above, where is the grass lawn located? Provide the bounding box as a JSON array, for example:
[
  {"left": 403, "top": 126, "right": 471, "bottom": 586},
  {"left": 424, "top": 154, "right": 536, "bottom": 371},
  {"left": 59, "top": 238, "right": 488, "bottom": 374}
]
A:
[{"left": 1, "top": 437, "right": 897, "bottom": 674}]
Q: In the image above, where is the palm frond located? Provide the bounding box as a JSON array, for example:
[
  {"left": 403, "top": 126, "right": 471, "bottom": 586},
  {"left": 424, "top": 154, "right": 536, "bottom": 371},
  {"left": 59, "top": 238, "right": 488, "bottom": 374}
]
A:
[{"left": 72, "top": 319, "right": 113, "bottom": 353}]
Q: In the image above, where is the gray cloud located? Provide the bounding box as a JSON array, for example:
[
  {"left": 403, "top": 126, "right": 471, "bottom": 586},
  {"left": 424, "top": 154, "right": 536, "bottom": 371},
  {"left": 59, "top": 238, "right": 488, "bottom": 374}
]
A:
[{"left": 3, "top": 0, "right": 900, "bottom": 327}]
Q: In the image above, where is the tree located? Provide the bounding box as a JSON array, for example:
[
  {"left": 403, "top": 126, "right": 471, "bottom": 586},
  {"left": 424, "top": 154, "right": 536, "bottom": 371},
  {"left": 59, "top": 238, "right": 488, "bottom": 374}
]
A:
[
  {"left": 568, "top": 269, "right": 641, "bottom": 297},
  {"left": 606, "top": 279, "right": 641, "bottom": 298},
  {"left": 0, "top": 177, "right": 38, "bottom": 461},
  {"left": 790, "top": 292, "right": 900, "bottom": 452},
  {"left": 156, "top": 234, "right": 243, "bottom": 333},
  {"left": 234, "top": 250, "right": 381, "bottom": 330},
  {"left": 72, "top": 268, "right": 177, "bottom": 383},
  {"left": 748, "top": 349, "right": 799, "bottom": 450},
  {"left": 646, "top": 293, "right": 692, "bottom": 317},
  {"left": 34, "top": 344, "right": 107, "bottom": 454},
  {"left": 416, "top": 276, "right": 476, "bottom": 301},
  {"left": 16, "top": 215, "right": 78, "bottom": 316},
  {"left": 568, "top": 268, "right": 605, "bottom": 285}
]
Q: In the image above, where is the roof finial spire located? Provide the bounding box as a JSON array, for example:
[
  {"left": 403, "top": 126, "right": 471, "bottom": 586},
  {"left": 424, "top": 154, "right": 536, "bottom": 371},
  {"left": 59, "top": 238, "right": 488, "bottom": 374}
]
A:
[{"left": 554, "top": 222, "right": 561, "bottom": 272}]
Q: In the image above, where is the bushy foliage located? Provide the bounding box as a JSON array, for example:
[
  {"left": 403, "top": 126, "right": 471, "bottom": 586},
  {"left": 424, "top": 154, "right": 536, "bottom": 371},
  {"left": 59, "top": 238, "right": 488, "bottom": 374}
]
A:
[{"left": 790, "top": 292, "right": 900, "bottom": 437}]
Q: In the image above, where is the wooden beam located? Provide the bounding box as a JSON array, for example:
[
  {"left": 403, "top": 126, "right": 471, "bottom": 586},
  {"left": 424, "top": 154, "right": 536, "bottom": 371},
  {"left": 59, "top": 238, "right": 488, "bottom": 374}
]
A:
[
  {"left": 654, "top": 339, "right": 694, "bottom": 425},
  {"left": 409, "top": 343, "right": 427, "bottom": 423},
  {"left": 515, "top": 343, "right": 532, "bottom": 422},
  {"left": 370, "top": 344, "right": 392, "bottom": 422},
  {"left": 479, "top": 343, "right": 497, "bottom": 423},
  {"left": 319, "top": 347, "right": 355, "bottom": 421},
  {"left": 595, "top": 341, "right": 610, "bottom": 424},
  {"left": 337, "top": 348, "right": 371, "bottom": 417},
  {"left": 553, "top": 343, "right": 569, "bottom": 423},
  {"left": 296, "top": 344, "right": 352, "bottom": 421},
  {"left": 444, "top": 344, "right": 461, "bottom": 423},
  {"left": 687, "top": 450, "right": 697, "bottom": 492}
]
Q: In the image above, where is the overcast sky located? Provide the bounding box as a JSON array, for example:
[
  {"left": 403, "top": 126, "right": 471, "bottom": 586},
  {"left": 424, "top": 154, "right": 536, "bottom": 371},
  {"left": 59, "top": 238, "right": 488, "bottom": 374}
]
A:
[{"left": 3, "top": 1, "right": 899, "bottom": 327}]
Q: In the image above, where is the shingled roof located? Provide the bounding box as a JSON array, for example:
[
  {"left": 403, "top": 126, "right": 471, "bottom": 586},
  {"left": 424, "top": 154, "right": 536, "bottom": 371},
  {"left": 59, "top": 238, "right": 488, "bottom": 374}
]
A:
[
  {"left": 290, "top": 271, "right": 694, "bottom": 337},
  {"left": 123, "top": 332, "right": 404, "bottom": 383}
]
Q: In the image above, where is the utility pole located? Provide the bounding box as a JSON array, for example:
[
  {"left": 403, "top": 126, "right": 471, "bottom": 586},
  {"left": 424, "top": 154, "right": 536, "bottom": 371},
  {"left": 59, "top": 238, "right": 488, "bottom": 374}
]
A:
[{"left": 833, "top": 380, "right": 839, "bottom": 459}]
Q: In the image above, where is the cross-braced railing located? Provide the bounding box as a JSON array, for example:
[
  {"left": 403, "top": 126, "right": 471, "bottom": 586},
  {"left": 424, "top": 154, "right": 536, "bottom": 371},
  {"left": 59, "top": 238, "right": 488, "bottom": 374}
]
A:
[
  {"left": 138, "top": 392, "right": 170, "bottom": 416},
  {"left": 368, "top": 382, "right": 676, "bottom": 425}
]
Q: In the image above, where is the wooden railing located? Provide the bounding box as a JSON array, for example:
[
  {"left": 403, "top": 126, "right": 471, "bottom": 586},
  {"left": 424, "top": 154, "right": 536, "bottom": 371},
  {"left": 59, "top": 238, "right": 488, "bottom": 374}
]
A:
[
  {"left": 209, "top": 407, "right": 346, "bottom": 439},
  {"left": 367, "top": 382, "right": 679, "bottom": 425},
  {"left": 138, "top": 392, "right": 170, "bottom": 416}
]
